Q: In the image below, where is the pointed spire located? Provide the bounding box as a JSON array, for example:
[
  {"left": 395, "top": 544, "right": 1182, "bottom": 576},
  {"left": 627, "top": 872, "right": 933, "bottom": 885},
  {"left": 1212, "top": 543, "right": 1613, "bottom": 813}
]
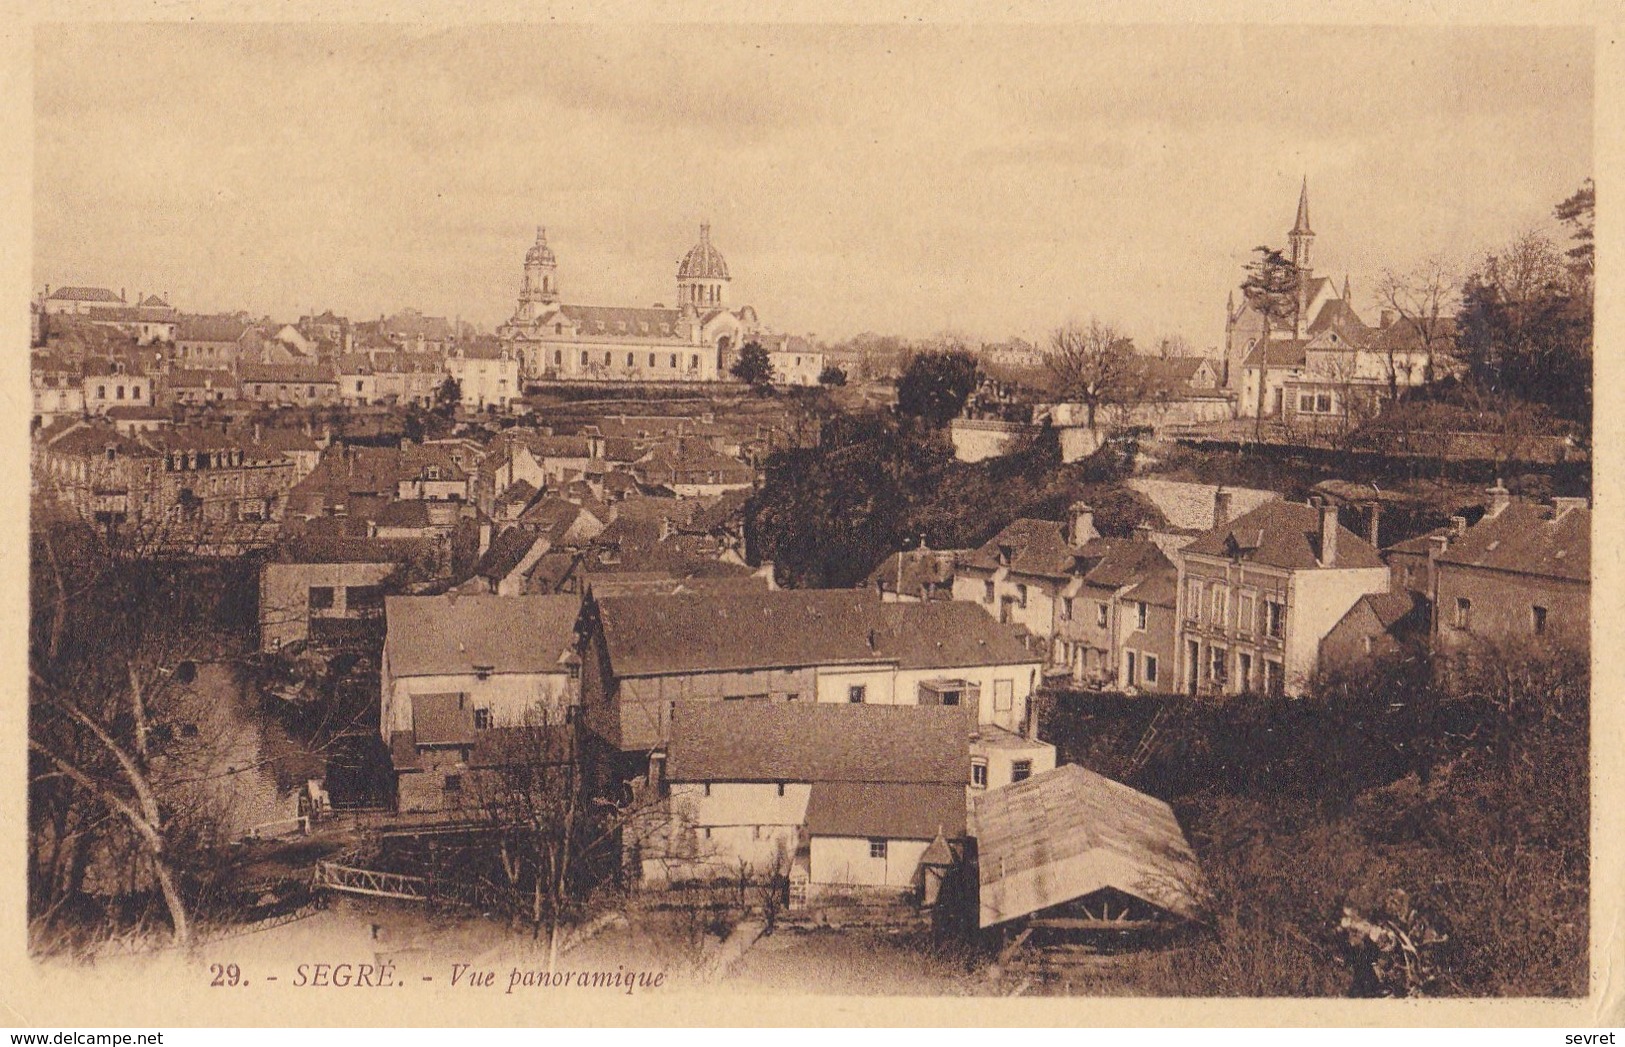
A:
[
  {"left": 1342, "top": 274, "right": 1351, "bottom": 301},
  {"left": 1227, "top": 289, "right": 1236, "bottom": 317},
  {"left": 699, "top": 221, "right": 711, "bottom": 244},
  {"left": 1292, "top": 176, "right": 1313, "bottom": 236}
]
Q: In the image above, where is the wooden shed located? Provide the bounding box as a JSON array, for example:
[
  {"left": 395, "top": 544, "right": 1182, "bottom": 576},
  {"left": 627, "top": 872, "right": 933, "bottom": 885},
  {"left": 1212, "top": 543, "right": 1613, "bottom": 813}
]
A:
[{"left": 968, "top": 763, "right": 1203, "bottom": 936}]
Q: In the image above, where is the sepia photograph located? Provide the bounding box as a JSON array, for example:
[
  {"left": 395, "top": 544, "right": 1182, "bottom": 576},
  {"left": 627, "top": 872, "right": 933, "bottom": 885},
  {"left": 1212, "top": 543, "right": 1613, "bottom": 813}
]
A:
[{"left": 11, "top": 11, "right": 1615, "bottom": 1026}]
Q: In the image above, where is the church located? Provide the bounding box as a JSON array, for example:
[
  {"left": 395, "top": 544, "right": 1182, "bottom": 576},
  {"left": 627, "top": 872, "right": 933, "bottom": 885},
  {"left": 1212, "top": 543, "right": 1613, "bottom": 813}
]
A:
[
  {"left": 1222, "top": 181, "right": 1447, "bottom": 422},
  {"left": 496, "top": 224, "right": 760, "bottom": 383}
]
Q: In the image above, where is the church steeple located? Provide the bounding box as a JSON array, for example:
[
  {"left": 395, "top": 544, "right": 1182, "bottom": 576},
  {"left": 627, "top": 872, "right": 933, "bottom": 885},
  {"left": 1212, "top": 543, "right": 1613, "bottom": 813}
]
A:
[
  {"left": 1289, "top": 177, "right": 1314, "bottom": 274},
  {"left": 1342, "top": 274, "right": 1351, "bottom": 302}
]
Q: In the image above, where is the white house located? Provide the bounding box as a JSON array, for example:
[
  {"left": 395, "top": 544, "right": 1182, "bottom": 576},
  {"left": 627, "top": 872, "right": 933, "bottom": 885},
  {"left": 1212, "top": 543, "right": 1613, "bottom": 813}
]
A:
[
  {"left": 380, "top": 594, "right": 580, "bottom": 743},
  {"left": 653, "top": 702, "right": 969, "bottom": 893}
]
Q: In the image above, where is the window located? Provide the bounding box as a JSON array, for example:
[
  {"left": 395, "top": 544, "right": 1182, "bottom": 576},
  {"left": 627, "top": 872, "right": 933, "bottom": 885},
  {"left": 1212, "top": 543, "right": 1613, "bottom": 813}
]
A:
[
  {"left": 1012, "top": 760, "right": 1033, "bottom": 783},
  {"left": 443, "top": 774, "right": 462, "bottom": 793},
  {"left": 1532, "top": 605, "right": 1548, "bottom": 635},
  {"left": 1237, "top": 593, "right": 1255, "bottom": 635},
  {"left": 996, "top": 544, "right": 1013, "bottom": 566},
  {"left": 868, "top": 839, "right": 888, "bottom": 860},
  {"left": 1136, "top": 601, "right": 1149, "bottom": 631},
  {"left": 627, "top": 353, "right": 635, "bottom": 367},
  {"left": 703, "top": 783, "right": 712, "bottom": 797},
  {"left": 1061, "top": 597, "right": 1073, "bottom": 621},
  {"left": 580, "top": 351, "right": 589, "bottom": 365},
  {"left": 308, "top": 586, "right": 335, "bottom": 611},
  {"left": 1454, "top": 597, "right": 1472, "bottom": 630},
  {"left": 554, "top": 350, "right": 563, "bottom": 365},
  {"left": 1209, "top": 646, "right": 1228, "bottom": 687},
  {"left": 776, "top": 782, "right": 786, "bottom": 797},
  {"left": 1187, "top": 580, "right": 1202, "bottom": 621},
  {"left": 648, "top": 353, "right": 656, "bottom": 367},
  {"left": 971, "top": 759, "right": 988, "bottom": 789},
  {"left": 983, "top": 580, "right": 995, "bottom": 604},
  {"left": 1144, "top": 654, "right": 1158, "bottom": 684},
  {"left": 1016, "top": 584, "right": 1028, "bottom": 609},
  {"left": 116, "top": 385, "right": 125, "bottom": 400},
  {"left": 690, "top": 354, "right": 699, "bottom": 369},
  {"left": 1096, "top": 602, "right": 1109, "bottom": 628},
  {"left": 1299, "top": 393, "right": 1315, "bottom": 413},
  {"left": 1237, "top": 652, "right": 1252, "bottom": 692},
  {"left": 1317, "top": 393, "right": 1333, "bottom": 413},
  {"left": 1125, "top": 651, "right": 1138, "bottom": 687},
  {"left": 1265, "top": 599, "right": 1286, "bottom": 638},
  {"left": 473, "top": 708, "right": 492, "bottom": 730},
  {"left": 604, "top": 352, "right": 612, "bottom": 365},
  {"left": 848, "top": 685, "right": 866, "bottom": 704},
  {"left": 132, "top": 385, "right": 141, "bottom": 398},
  {"left": 994, "top": 679, "right": 1014, "bottom": 712},
  {"left": 1212, "top": 585, "right": 1228, "bottom": 628},
  {"left": 670, "top": 354, "right": 678, "bottom": 368},
  {"left": 1263, "top": 659, "right": 1284, "bottom": 696},
  {"left": 97, "top": 385, "right": 106, "bottom": 400}
]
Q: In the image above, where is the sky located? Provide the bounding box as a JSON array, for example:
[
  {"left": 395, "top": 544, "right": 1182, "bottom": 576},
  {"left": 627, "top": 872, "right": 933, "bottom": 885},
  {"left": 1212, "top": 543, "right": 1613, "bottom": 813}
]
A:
[{"left": 33, "top": 23, "right": 1594, "bottom": 348}]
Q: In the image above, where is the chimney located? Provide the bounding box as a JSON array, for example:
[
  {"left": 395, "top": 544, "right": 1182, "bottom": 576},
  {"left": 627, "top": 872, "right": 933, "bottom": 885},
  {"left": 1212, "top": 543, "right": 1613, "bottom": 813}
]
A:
[
  {"left": 1318, "top": 499, "right": 1339, "bottom": 566},
  {"left": 1133, "top": 521, "right": 1155, "bottom": 543},
  {"left": 1368, "top": 503, "right": 1381, "bottom": 549},
  {"left": 477, "top": 520, "right": 492, "bottom": 558},
  {"left": 1213, "top": 487, "right": 1232, "bottom": 529},
  {"left": 1380, "top": 309, "right": 1396, "bottom": 329},
  {"left": 1552, "top": 496, "right": 1588, "bottom": 517},
  {"left": 1425, "top": 534, "right": 1449, "bottom": 628},
  {"left": 1486, "top": 479, "right": 1511, "bottom": 517},
  {"left": 1450, "top": 514, "right": 1468, "bottom": 538},
  {"left": 1069, "top": 501, "right": 1096, "bottom": 545}
]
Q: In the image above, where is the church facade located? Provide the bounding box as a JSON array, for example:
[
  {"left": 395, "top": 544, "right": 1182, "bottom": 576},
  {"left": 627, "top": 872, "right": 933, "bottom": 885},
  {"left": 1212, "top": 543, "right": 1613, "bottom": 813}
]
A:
[{"left": 496, "top": 225, "right": 760, "bottom": 384}]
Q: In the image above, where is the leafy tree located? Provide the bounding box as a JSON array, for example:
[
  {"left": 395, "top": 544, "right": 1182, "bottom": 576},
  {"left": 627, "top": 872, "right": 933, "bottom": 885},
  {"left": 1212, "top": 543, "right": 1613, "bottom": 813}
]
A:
[
  {"left": 434, "top": 375, "right": 462, "bottom": 418},
  {"left": 1456, "top": 231, "right": 1591, "bottom": 427},
  {"left": 1043, "top": 319, "right": 1142, "bottom": 429},
  {"left": 730, "top": 340, "right": 774, "bottom": 390},
  {"left": 1240, "top": 245, "right": 1303, "bottom": 436},
  {"left": 896, "top": 349, "right": 979, "bottom": 426},
  {"left": 1554, "top": 177, "right": 1594, "bottom": 291},
  {"left": 817, "top": 364, "right": 847, "bottom": 387}
]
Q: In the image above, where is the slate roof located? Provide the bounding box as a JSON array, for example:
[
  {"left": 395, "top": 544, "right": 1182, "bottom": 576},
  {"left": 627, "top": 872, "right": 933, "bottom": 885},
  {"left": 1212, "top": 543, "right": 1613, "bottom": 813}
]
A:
[
  {"left": 1436, "top": 501, "right": 1589, "bottom": 583},
  {"left": 960, "top": 518, "right": 1078, "bottom": 579},
  {"left": 1079, "top": 539, "right": 1173, "bottom": 591},
  {"left": 165, "top": 368, "right": 236, "bottom": 389},
  {"left": 1125, "top": 479, "right": 1282, "bottom": 534},
  {"left": 865, "top": 548, "right": 958, "bottom": 598},
  {"left": 557, "top": 305, "right": 683, "bottom": 340},
  {"left": 273, "top": 535, "right": 427, "bottom": 565},
  {"left": 595, "top": 590, "right": 1038, "bottom": 677},
  {"left": 476, "top": 526, "right": 542, "bottom": 581},
  {"left": 968, "top": 763, "right": 1202, "bottom": 928},
  {"left": 1243, "top": 338, "right": 1310, "bottom": 369},
  {"left": 411, "top": 692, "right": 477, "bottom": 746},
  {"left": 805, "top": 782, "right": 967, "bottom": 840},
  {"left": 1119, "top": 568, "right": 1179, "bottom": 609},
  {"left": 373, "top": 500, "right": 434, "bottom": 529},
  {"left": 49, "top": 286, "right": 124, "bottom": 302},
  {"left": 1181, "top": 500, "right": 1386, "bottom": 571},
  {"left": 665, "top": 702, "right": 968, "bottom": 785},
  {"left": 383, "top": 594, "right": 581, "bottom": 677},
  {"left": 240, "top": 362, "right": 337, "bottom": 385},
  {"left": 176, "top": 317, "right": 252, "bottom": 342}
]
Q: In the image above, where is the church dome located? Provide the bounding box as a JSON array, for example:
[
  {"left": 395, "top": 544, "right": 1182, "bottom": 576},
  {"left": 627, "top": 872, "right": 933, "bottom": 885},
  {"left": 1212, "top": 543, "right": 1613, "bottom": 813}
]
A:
[
  {"left": 677, "top": 223, "right": 730, "bottom": 281},
  {"left": 525, "top": 227, "right": 556, "bottom": 267}
]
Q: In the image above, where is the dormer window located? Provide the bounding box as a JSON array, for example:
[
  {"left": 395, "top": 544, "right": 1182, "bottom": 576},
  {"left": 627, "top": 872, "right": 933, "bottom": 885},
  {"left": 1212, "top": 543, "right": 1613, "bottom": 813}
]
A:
[
  {"left": 473, "top": 664, "right": 494, "bottom": 681},
  {"left": 996, "top": 544, "right": 1014, "bottom": 566}
]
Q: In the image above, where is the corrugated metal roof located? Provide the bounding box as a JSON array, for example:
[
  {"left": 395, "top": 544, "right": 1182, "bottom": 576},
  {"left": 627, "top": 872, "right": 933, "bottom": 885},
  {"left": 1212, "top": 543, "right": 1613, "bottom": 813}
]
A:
[{"left": 968, "top": 763, "right": 1202, "bottom": 928}]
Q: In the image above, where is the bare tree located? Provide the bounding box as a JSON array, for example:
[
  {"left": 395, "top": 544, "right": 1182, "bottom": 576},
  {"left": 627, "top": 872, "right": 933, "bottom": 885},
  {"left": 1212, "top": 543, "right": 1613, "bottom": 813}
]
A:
[
  {"left": 1044, "top": 319, "right": 1141, "bottom": 429},
  {"left": 1374, "top": 256, "right": 1460, "bottom": 395}
]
